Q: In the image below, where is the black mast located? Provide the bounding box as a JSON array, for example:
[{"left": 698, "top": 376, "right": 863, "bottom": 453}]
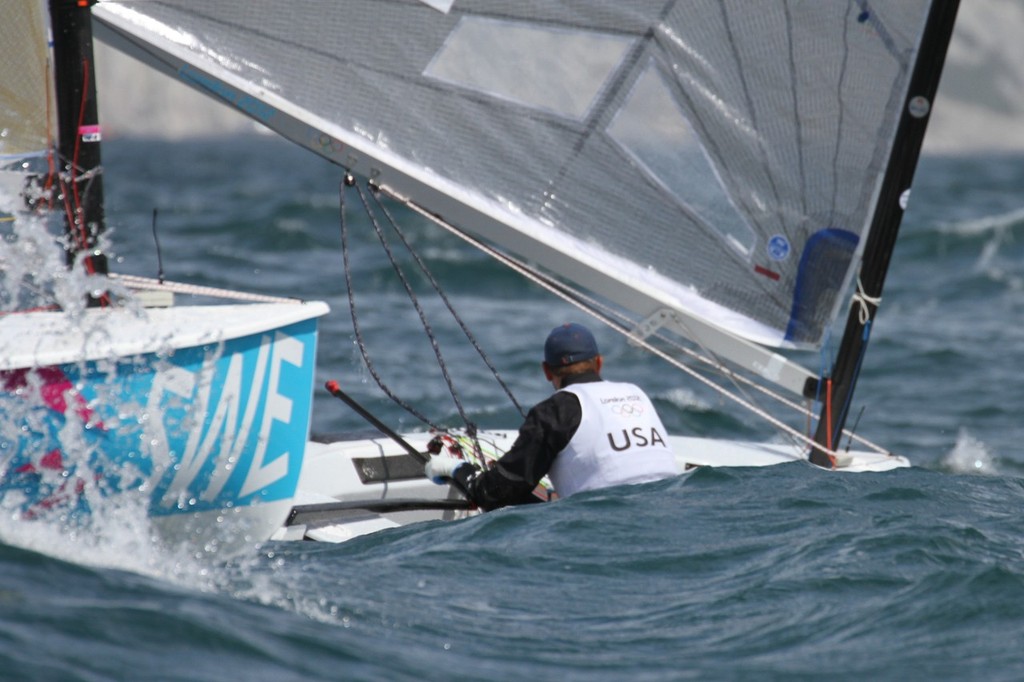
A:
[
  {"left": 810, "top": 1, "right": 961, "bottom": 466},
  {"left": 48, "top": 0, "right": 108, "bottom": 285}
]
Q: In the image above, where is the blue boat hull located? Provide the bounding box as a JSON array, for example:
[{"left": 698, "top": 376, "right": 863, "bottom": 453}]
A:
[{"left": 0, "top": 315, "right": 320, "bottom": 549}]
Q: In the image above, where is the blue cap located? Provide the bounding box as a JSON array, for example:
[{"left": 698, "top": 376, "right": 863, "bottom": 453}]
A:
[{"left": 544, "top": 323, "right": 599, "bottom": 367}]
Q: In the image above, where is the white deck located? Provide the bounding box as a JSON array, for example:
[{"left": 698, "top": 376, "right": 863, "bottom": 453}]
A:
[{"left": 0, "top": 301, "right": 330, "bottom": 369}]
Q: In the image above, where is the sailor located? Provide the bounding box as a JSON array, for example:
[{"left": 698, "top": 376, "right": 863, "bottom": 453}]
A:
[{"left": 424, "top": 322, "right": 680, "bottom": 510}]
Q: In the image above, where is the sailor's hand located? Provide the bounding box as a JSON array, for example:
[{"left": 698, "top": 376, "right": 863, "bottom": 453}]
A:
[{"left": 424, "top": 455, "right": 466, "bottom": 484}]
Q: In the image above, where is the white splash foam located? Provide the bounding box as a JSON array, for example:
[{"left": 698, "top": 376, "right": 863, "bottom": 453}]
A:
[
  {"left": 657, "top": 387, "right": 713, "bottom": 413},
  {"left": 0, "top": 184, "right": 245, "bottom": 594},
  {"left": 941, "top": 427, "right": 997, "bottom": 475}
]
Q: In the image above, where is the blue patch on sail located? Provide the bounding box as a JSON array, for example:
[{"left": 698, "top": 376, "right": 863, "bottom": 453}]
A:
[{"left": 784, "top": 228, "right": 859, "bottom": 344}]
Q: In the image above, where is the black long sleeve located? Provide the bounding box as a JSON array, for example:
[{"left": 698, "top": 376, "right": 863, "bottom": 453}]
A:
[{"left": 454, "top": 372, "right": 601, "bottom": 511}]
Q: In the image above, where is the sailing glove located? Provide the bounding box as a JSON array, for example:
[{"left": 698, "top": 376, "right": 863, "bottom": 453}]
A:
[{"left": 424, "top": 455, "right": 466, "bottom": 484}]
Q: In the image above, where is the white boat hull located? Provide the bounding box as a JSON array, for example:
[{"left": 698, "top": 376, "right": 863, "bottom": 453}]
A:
[
  {"left": 276, "top": 429, "right": 909, "bottom": 543},
  {"left": 674, "top": 435, "right": 911, "bottom": 472}
]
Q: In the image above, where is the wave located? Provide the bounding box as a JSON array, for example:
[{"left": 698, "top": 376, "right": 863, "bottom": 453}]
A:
[
  {"left": 938, "top": 206, "right": 1024, "bottom": 237},
  {"left": 6, "top": 463, "right": 1024, "bottom": 680}
]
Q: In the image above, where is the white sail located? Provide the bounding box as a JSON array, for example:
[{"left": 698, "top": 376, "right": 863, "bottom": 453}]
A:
[
  {"left": 92, "top": 1, "right": 934, "bottom": 395},
  {"left": 0, "top": 1, "right": 53, "bottom": 161}
]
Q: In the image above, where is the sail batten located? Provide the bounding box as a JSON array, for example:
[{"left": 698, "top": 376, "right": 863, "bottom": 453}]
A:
[{"left": 92, "top": 0, "right": 941, "bottom": 392}]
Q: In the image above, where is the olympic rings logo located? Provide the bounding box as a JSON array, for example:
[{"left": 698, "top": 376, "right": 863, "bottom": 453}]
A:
[{"left": 611, "top": 403, "right": 645, "bottom": 417}]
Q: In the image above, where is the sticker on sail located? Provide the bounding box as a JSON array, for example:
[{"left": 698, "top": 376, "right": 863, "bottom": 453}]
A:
[
  {"left": 899, "top": 188, "right": 911, "bottom": 210},
  {"left": 766, "top": 235, "right": 790, "bottom": 261},
  {"left": 908, "top": 96, "right": 930, "bottom": 118},
  {"left": 79, "top": 125, "right": 101, "bottom": 142}
]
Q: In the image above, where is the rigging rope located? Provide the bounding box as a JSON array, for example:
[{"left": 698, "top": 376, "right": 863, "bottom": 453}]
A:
[
  {"left": 389, "top": 187, "right": 893, "bottom": 462},
  {"left": 338, "top": 177, "right": 442, "bottom": 432},
  {"left": 365, "top": 187, "right": 526, "bottom": 419},
  {"left": 339, "top": 176, "right": 528, "bottom": 440},
  {"left": 853, "top": 275, "right": 882, "bottom": 324},
  {"left": 69, "top": 60, "right": 91, "bottom": 260},
  {"left": 352, "top": 180, "right": 476, "bottom": 434},
  {"left": 109, "top": 273, "right": 301, "bottom": 303},
  {"left": 69, "top": 60, "right": 107, "bottom": 306}
]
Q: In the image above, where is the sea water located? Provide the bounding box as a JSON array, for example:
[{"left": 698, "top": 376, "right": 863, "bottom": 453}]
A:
[{"left": 1, "top": 137, "right": 1024, "bottom": 681}]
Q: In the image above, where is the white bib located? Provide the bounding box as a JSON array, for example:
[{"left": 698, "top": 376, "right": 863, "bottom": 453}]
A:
[{"left": 548, "top": 381, "right": 678, "bottom": 498}]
